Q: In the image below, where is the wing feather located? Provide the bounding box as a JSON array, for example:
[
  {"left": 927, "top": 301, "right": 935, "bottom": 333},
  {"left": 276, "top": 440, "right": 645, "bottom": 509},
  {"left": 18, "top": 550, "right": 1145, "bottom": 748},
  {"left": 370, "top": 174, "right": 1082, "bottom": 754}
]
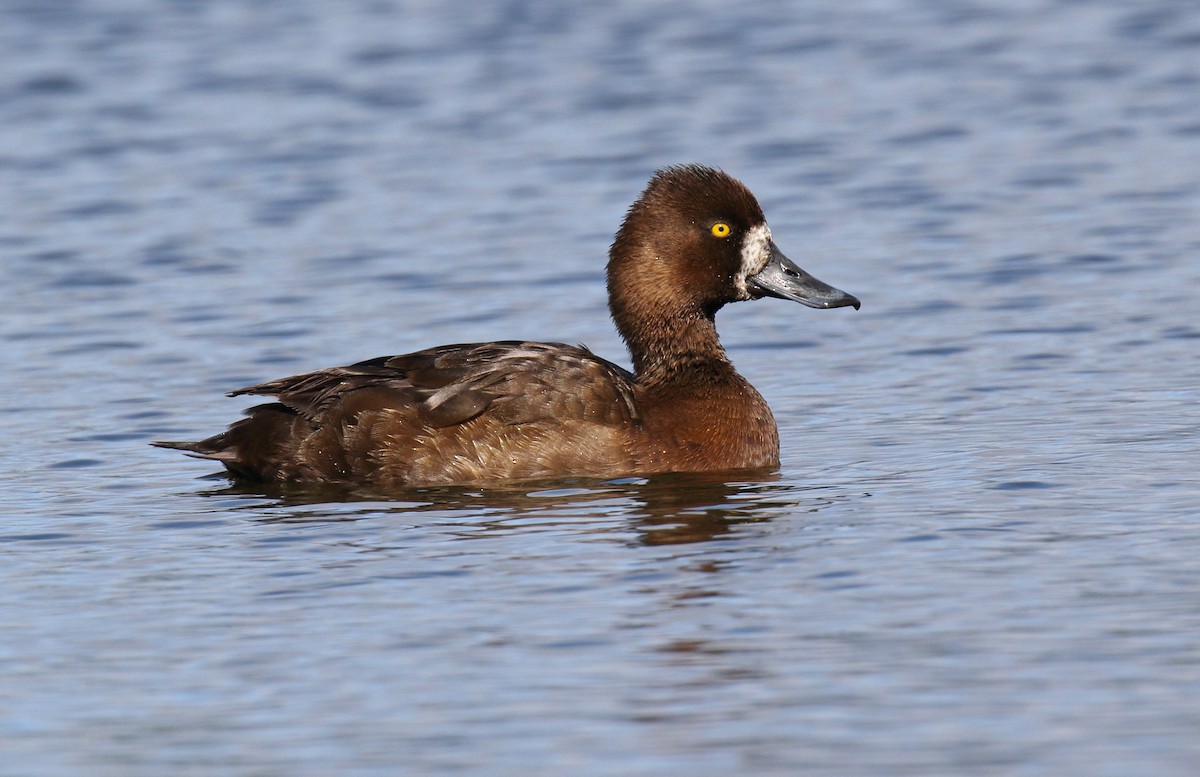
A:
[{"left": 229, "top": 341, "right": 639, "bottom": 430}]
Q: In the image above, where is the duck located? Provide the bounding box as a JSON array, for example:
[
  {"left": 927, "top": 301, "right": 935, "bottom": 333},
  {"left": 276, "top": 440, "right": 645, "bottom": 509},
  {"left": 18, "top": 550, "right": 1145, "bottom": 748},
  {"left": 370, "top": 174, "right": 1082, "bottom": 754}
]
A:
[{"left": 155, "top": 164, "right": 860, "bottom": 487}]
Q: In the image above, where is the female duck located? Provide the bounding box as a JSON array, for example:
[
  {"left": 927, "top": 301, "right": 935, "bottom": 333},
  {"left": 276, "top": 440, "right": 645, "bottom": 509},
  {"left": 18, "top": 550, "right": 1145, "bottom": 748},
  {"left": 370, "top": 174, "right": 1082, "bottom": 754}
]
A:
[{"left": 156, "top": 165, "right": 859, "bottom": 486}]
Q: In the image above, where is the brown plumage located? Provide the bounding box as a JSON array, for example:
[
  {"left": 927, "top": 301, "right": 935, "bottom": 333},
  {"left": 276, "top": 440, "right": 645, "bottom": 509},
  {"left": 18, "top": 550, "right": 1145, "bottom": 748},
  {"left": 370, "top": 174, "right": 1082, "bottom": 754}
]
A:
[{"left": 155, "top": 165, "right": 859, "bottom": 487}]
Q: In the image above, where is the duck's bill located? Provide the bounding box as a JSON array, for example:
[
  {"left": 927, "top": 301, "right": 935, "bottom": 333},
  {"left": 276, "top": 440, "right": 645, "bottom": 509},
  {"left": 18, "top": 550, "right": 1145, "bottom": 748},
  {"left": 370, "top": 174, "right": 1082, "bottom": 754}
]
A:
[{"left": 747, "top": 243, "right": 861, "bottom": 310}]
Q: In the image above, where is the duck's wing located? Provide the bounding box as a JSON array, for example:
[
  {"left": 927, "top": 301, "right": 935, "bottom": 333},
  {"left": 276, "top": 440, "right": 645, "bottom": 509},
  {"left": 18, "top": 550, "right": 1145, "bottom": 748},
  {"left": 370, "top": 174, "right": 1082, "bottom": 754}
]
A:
[
  {"left": 230, "top": 340, "right": 640, "bottom": 429},
  {"left": 154, "top": 341, "right": 642, "bottom": 482}
]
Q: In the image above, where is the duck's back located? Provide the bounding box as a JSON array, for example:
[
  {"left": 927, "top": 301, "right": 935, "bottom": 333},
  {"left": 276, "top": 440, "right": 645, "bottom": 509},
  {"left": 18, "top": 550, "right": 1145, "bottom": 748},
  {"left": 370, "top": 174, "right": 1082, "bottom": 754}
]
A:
[{"left": 158, "top": 341, "right": 643, "bottom": 486}]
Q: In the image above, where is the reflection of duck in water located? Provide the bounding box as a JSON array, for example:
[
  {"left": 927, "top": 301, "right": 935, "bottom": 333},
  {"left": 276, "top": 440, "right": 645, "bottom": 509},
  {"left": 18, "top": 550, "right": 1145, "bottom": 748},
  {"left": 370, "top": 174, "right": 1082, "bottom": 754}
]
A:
[
  {"left": 212, "top": 471, "right": 806, "bottom": 547},
  {"left": 157, "top": 166, "right": 858, "bottom": 487}
]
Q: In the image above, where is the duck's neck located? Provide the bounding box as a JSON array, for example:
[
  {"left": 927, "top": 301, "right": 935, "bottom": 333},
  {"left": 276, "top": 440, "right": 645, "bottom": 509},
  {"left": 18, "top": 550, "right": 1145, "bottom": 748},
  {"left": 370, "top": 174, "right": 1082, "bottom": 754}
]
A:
[
  {"left": 614, "top": 302, "right": 742, "bottom": 390},
  {"left": 607, "top": 238, "right": 744, "bottom": 391}
]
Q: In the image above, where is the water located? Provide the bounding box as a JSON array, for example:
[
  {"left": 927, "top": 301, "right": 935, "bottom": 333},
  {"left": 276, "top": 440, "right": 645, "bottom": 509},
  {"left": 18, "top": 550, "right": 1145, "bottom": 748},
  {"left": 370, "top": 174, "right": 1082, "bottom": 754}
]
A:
[{"left": 2, "top": 1, "right": 1199, "bottom": 774}]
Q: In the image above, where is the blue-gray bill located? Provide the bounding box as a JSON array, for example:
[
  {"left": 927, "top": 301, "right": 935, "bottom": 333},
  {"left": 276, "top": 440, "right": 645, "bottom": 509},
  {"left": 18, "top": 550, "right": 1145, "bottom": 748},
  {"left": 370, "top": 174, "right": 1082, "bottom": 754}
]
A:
[{"left": 748, "top": 243, "right": 861, "bottom": 310}]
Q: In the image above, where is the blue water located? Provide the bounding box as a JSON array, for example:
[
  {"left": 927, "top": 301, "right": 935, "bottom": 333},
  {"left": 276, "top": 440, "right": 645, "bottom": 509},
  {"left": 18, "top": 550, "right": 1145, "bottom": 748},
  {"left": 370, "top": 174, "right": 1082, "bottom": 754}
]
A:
[{"left": 3, "top": 1, "right": 1199, "bottom": 774}]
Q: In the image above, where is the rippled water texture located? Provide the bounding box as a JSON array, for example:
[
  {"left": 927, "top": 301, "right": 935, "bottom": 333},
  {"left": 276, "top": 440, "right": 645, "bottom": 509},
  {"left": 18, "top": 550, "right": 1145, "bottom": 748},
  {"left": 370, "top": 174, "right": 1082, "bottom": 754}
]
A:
[{"left": 2, "top": 1, "right": 1199, "bottom": 775}]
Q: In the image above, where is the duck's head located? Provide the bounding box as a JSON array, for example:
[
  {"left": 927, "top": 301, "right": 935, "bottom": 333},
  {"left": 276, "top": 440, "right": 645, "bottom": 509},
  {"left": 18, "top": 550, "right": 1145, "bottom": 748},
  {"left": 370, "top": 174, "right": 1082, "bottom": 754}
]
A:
[{"left": 607, "top": 165, "right": 859, "bottom": 342}]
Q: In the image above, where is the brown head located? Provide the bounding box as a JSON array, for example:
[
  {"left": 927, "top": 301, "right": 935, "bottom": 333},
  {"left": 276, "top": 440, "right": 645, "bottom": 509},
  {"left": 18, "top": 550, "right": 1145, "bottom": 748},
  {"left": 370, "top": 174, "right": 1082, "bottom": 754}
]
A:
[{"left": 606, "top": 165, "right": 860, "bottom": 380}]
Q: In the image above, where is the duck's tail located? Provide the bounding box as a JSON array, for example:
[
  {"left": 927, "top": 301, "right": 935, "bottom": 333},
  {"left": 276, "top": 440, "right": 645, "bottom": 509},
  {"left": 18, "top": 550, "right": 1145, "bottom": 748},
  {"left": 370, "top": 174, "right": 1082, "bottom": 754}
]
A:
[{"left": 152, "top": 403, "right": 302, "bottom": 481}]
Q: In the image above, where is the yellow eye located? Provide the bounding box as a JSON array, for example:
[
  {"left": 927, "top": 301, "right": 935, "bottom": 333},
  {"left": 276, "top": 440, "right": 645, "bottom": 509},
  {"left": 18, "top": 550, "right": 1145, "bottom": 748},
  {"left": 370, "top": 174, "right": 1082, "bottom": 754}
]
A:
[{"left": 710, "top": 222, "right": 731, "bottom": 238}]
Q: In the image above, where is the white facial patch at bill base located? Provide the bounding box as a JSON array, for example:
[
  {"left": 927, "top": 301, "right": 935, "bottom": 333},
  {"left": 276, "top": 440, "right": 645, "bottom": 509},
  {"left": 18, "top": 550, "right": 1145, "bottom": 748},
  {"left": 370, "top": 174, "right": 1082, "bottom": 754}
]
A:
[{"left": 734, "top": 223, "right": 773, "bottom": 300}]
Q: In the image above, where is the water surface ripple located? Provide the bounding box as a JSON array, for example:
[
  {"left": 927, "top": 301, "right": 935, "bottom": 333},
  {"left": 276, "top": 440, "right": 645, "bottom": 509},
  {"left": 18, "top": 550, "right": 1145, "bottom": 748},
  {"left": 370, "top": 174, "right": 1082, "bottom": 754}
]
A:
[{"left": 2, "top": 2, "right": 1198, "bottom": 775}]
